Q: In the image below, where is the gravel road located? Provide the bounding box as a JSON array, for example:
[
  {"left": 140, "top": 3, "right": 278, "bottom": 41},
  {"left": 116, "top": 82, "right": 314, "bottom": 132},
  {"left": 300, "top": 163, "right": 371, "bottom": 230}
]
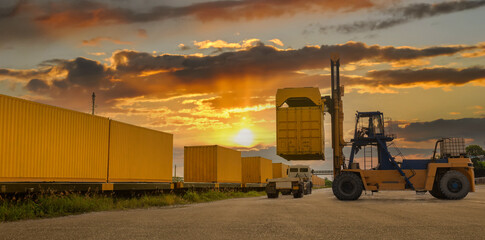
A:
[{"left": 1, "top": 185, "right": 484, "bottom": 240}]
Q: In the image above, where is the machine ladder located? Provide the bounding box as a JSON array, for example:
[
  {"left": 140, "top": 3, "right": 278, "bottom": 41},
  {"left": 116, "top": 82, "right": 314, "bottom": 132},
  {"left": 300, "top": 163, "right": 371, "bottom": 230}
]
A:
[{"left": 376, "top": 138, "right": 415, "bottom": 190}]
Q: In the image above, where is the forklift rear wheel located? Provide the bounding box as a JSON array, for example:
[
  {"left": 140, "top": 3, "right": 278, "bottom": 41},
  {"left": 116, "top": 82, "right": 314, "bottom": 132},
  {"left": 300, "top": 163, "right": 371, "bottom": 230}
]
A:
[
  {"left": 429, "top": 183, "right": 446, "bottom": 199},
  {"left": 429, "top": 175, "right": 446, "bottom": 199},
  {"left": 332, "top": 172, "right": 363, "bottom": 201},
  {"left": 439, "top": 170, "right": 469, "bottom": 200}
]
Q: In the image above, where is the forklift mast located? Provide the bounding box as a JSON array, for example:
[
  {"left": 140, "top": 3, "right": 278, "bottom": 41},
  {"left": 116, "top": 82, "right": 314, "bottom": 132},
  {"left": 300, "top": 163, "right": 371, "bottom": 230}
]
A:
[{"left": 328, "top": 54, "right": 345, "bottom": 177}]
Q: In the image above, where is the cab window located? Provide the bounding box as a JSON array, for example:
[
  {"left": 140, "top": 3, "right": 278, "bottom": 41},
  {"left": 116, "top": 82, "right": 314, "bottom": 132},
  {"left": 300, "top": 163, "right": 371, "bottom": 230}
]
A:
[
  {"left": 290, "top": 168, "right": 298, "bottom": 172},
  {"left": 300, "top": 168, "right": 308, "bottom": 172}
]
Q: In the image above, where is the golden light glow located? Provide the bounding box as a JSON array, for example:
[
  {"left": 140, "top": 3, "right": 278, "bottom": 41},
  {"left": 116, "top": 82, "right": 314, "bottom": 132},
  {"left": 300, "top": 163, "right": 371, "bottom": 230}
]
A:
[{"left": 234, "top": 128, "right": 254, "bottom": 146}]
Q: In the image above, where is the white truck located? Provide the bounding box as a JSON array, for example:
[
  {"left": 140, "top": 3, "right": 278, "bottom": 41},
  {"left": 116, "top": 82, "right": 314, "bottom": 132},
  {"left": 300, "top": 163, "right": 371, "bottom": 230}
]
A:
[{"left": 265, "top": 165, "right": 313, "bottom": 198}]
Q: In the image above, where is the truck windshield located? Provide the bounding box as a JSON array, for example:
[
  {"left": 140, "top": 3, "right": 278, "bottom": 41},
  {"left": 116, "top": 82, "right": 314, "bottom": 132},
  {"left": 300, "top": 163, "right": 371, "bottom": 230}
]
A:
[
  {"left": 300, "top": 168, "right": 308, "bottom": 172},
  {"left": 290, "top": 168, "right": 298, "bottom": 172}
]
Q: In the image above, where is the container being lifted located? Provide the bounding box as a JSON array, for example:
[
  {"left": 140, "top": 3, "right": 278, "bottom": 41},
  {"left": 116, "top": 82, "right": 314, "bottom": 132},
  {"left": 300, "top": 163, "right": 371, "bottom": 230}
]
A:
[{"left": 276, "top": 88, "right": 325, "bottom": 160}]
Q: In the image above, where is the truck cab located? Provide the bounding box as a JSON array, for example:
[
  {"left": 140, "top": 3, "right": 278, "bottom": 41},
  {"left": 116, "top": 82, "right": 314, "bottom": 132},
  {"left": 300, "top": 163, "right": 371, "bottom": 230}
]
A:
[
  {"left": 266, "top": 165, "right": 313, "bottom": 198},
  {"left": 288, "top": 165, "right": 312, "bottom": 180}
]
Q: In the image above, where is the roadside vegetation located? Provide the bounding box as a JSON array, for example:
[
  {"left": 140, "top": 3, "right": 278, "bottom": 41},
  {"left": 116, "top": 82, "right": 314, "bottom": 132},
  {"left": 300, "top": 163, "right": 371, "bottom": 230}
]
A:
[
  {"left": 0, "top": 190, "right": 265, "bottom": 222},
  {"left": 466, "top": 145, "right": 485, "bottom": 177}
]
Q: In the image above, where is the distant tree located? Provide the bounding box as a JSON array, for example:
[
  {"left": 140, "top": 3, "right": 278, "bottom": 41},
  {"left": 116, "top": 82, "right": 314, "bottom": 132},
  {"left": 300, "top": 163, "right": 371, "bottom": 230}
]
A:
[
  {"left": 466, "top": 145, "right": 485, "bottom": 158},
  {"left": 467, "top": 145, "right": 485, "bottom": 177}
]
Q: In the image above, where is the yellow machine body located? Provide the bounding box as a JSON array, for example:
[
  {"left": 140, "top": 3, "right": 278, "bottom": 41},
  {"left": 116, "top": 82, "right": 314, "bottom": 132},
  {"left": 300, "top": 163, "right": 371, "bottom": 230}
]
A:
[{"left": 344, "top": 157, "right": 475, "bottom": 192}]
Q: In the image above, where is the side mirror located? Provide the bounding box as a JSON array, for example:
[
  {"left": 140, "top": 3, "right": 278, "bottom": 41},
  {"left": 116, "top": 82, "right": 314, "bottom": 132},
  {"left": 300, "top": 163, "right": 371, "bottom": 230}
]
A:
[
  {"left": 311, "top": 169, "right": 314, "bottom": 174},
  {"left": 286, "top": 169, "right": 289, "bottom": 175}
]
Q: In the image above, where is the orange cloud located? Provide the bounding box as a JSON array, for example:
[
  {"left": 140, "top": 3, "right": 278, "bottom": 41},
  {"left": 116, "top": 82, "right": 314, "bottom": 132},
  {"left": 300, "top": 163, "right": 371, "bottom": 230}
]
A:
[
  {"left": 88, "top": 52, "right": 106, "bottom": 56},
  {"left": 5, "top": 41, "right": 485, "bottom": 116},
  {"left": 32, "top": 0, "right": 378, "bottom": 28},
  {"left": 194, "top": 40, "right": 242, "bottom": 49},
  {"left": 193, "top": 38, "right": 262, "bottom": 50},
  {"left": 269, "top": 39, "right": 284, "bottom": 47},
  {"left": 137, "top": 29, "right": 147, "bottom": 38},
  {"left": 82, "top": 37, "right": 133, "bottom": 47}
]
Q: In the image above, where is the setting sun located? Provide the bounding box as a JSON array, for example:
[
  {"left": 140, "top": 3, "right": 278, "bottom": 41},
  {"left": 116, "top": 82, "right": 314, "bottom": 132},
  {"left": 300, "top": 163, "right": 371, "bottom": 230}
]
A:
[{"left": 234, "top": 128, "right": 254, "bottom": 146}]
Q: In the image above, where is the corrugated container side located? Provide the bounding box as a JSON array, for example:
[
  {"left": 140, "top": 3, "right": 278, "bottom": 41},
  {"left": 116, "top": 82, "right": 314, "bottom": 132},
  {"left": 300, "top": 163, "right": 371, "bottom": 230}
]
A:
[
  {"left": 272, "top": 163, "right": 289, "bottom": 178},
  {"left": 260, "top": 157, "right": 273, "bottom": 182},
  {"left": 276, "top": 106, "right": 324, "bottom": 160},
  {"left": 184, "top": 146, "right": 217, "bottom": 182},
  {"left": 0, "top": 94, "right": 109, "bottom": 182},
  {"left": 242, "top": 157, "right": 272, "bottom": 183},
  {"left": 184, "top": 145, "right": 241, "bottom": 183},
  {"left": 108, "top": 120, "right": 172, "bottom": 182},
  {"left": 312, "top": 175, "right": 326, "bottom": 186},
  {"left": 216, "top": 146, "right": 241, "bottom": 183},
  {"left": 242, "top": 157, "right": 260, "bottom": 183}
]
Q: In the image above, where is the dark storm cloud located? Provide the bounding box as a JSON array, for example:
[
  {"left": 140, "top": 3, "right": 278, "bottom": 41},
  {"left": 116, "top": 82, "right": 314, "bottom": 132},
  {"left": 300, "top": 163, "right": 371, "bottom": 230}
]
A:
[
  {"left": 0, "top": 68, "right": 52, "bottom": 79},
  {"left": 112, "top": 42, "right": 477, "bottom": 82},
  {"left": 0, "top": 0, "right": 24, "bottom": 19},
  {"left": 8, "top": 41, "right": 485, "bottom": 110},
  {"left": 394, "top": 118, "right": 485, "bottom": 144},
  {"left": 318, "top": 0, "right": 485, "bottom": 34},
  {"left": 345, "top": 66, "right": 485, "bottom": 87},
  {"left": 32, "top": 0, "right": 376, "bottom": 28},
  {"left": 63, "top": 57, "right": 107, "bottom": 87},
  {"left": 25, "top": 78, "right": 49, "bottom": 92},
  {"left": 112, "top": 50, "right": 185, "bottom": 73}
]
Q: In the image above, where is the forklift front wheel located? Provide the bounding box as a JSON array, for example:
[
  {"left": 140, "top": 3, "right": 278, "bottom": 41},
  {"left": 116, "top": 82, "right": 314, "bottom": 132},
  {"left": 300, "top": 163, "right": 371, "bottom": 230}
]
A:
[{"left": 332, "top": 172, "right": 363, "bottom": 201}]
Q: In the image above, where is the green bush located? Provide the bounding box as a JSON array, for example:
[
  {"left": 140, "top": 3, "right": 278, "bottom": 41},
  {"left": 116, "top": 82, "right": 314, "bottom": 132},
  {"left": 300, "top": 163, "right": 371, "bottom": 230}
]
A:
[{"left": 0, "top": 190, "right": 265, "bottom": 222}]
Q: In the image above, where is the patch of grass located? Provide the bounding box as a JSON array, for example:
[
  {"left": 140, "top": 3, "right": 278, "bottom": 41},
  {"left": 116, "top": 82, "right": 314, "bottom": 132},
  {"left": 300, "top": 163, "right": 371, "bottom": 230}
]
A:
[{"left": 0, "top": 190, "right": 265, "bottom": 222}]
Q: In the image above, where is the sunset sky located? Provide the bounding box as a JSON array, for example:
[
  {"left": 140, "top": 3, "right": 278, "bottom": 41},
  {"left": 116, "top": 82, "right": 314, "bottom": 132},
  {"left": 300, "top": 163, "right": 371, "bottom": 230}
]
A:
[{"left": 1, "top": 0, "right": 485, "bottom": 176}]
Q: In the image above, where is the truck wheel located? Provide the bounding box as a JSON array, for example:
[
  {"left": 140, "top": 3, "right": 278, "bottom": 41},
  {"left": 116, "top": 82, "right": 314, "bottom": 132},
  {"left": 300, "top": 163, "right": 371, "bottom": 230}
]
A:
[
  {"left": 293, "top": 183, "right": 304, "bottom": 198},
  {"left": 304, "top": 182, "right": 312, "bottom": 195},
  {"left": 332, "top": 172, "right": 363, "bottom": 201},
  {"left": 267, "top": 191, "right": 279, "bottom": 198},
  {"left": 439, "top": 170, "right": 470, "bottom": 200}
]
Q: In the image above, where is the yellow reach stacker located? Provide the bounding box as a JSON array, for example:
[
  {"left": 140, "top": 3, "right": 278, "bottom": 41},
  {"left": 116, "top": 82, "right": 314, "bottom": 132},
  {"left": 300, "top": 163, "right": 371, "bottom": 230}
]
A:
[{"left": 271, "top": 54, "right": 475, "bottom": 200}]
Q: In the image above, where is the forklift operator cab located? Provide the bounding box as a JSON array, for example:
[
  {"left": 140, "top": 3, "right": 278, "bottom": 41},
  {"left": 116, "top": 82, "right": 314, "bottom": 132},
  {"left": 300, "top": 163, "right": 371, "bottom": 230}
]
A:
[{"left": 356, "top": 112, "right": 385, "bottom": 139}]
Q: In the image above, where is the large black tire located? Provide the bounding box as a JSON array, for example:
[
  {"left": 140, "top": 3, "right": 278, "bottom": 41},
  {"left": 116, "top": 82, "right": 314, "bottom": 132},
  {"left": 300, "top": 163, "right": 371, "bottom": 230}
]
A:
[
  {"left": 439, "top": 170, "right": 470, "bottom": 200},
  {"left": 293, "top": 183, "right": 304, "bottom": 198},
  {"left": 304, "top": 182, "right": 310, "bottom": 195},
  {"left": 429, "top": 183, "right": 446, "bottom": 199},
  {"left": 429, "top": 173, "right": 446, "bottom": 199},
  {"left": 332, "top": 172, "right": 363, "bottom": 201},
  {"left": 267, "top": 191, "right": 279, "bottom": 198}
]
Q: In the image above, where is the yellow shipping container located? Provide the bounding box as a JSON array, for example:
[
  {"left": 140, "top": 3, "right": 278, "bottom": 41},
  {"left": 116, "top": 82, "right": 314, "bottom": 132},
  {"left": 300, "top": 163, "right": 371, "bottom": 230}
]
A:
[
  {"left": 276, "top": 88, "right": 325, "bottom": 160},
  {"left": 272, "top": 163, "right": 289, "bottom": 178},
  {"left": 242, "top": 157, "right": 273, "bottom": 183},
  {"left": 312, "top": 175, "right": 327, "bottom": 186},
  {"left": 184, "top": 145, "right": 241, "bottom": 183},
  {"left": 108, "top": 120, "right": 172, "bottom": 182},
  {"left": 0, "top": 94, "right": 109, "bottom": 182}
]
